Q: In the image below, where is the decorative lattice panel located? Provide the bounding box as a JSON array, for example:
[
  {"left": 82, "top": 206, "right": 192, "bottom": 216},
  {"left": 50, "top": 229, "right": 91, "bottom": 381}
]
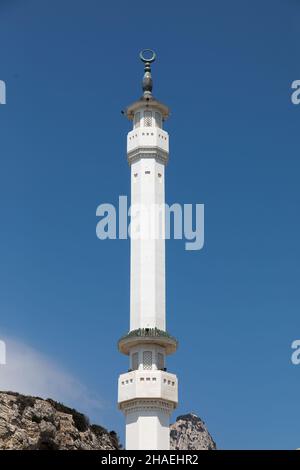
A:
[
  {"left": 144, "top": 111, "right": 152, "bottom": 127},
  {"left": 143, "top": 351, "right": 153, "bottom": 370}
]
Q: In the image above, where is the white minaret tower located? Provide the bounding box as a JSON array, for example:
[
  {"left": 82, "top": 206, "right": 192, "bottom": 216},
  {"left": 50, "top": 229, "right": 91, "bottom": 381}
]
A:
[{"left": 118, "top": 50, "right": 178, "bottom": 450}]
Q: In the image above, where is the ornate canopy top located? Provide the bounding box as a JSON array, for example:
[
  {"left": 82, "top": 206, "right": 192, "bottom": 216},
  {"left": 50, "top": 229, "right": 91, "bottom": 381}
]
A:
[{"left": 123, "top": 50, "right": 170, "bottom": 120}]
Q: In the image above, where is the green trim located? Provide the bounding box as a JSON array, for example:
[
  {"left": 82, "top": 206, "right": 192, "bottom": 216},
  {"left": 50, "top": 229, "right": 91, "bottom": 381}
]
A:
[{"left": 118, "top": 327, "right": 178, "bottom": 345}]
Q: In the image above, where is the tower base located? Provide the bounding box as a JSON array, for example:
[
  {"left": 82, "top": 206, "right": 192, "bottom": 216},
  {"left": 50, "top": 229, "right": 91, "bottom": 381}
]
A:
[{"left": 121, "top": 399, "right": 173, "bottom": 450}]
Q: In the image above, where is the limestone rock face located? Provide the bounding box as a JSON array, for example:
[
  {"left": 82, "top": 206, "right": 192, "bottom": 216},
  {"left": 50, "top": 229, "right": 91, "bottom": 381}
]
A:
[
  {"left": 0, "top": 392, "right": 216, "bottom": 451},
  {"left": 170, "top": 413, "right": 217, "bottom": 450},
  {"left": 0, "top": 392, "right": 119, "bottom": 450}
]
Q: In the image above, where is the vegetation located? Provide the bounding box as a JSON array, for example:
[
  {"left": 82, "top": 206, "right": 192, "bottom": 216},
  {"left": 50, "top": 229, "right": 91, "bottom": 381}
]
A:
[{"left": 46, "top": 399, "right": 90, "bottom": 432}]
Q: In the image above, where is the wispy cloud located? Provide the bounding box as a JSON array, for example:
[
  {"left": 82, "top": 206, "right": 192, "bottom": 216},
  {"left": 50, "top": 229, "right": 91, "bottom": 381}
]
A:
[{"left": 0, "top": 336, "right": 103, "bottom": 420}]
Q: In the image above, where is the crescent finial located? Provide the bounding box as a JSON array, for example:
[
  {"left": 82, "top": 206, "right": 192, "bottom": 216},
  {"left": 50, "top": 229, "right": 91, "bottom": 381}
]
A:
[{"left": 139, "top": 49, "right": 156, "bottom": 64}]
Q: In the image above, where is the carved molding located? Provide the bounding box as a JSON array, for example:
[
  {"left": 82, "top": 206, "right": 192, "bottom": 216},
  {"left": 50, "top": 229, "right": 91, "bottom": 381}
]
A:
[
  {"left": 120, "top": 398, "right": 175, "bottom": 415},
  {"left": 127, "top": 147, "right": 169, "bottom": 166}
]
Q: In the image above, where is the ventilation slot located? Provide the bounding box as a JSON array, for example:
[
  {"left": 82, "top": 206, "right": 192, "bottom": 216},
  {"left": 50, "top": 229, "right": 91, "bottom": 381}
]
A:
[
  {"left": 157, "top": 352, "right": 164, "bottom": 370},
  {"left": 132, "top": 352, "right": 138, "bottom": 370},
  {"left": 134, "top": 112, "right": 140, "bottom": 128},
  {"left": 155, "top": 112, "right": 162, "bottom": 128}
]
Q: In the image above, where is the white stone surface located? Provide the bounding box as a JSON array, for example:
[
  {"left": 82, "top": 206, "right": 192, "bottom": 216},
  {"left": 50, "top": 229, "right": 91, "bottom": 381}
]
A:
[
  {"left": 118, "top": 370, "right": 178, "bottom": 404},
  {"left": 125, "top": 404, "right": 171, "bottom": 450},
  {"left": 127, "top": 127, "right": 169, "bottom": 155},
  {"left": 130, "top": 157, "right": 166, "bottom": 331}
]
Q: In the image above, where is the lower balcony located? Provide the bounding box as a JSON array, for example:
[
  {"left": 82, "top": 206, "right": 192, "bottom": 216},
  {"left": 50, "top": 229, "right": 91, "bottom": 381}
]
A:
[{"left": 118, "top": 370, "right": 178, "bottom": 407}]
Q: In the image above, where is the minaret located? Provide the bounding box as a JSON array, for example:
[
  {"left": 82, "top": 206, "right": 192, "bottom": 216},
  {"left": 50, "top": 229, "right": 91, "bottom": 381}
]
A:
[{"left": 118, "top": 50, "right": 178, "bottom": 450}]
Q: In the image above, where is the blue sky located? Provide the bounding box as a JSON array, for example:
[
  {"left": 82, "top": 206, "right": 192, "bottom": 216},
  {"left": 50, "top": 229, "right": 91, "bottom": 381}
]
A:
[{"left": 0, "top": 0, "right": 300, "bottom": 449}]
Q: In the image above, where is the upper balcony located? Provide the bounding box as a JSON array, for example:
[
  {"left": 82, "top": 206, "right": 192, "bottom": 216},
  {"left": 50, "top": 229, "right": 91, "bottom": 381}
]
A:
[
  {"left": 127, "top": 127, "right": 169, "bottom": 155},
  {"left": 118, "top": 328, "right": 178, "bottom": 356}
]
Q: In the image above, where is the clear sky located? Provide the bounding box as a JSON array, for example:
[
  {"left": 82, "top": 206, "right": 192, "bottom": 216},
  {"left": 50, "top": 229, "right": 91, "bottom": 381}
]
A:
[{"left": 0, "top": 0, "right": 299, "bottom": 450}]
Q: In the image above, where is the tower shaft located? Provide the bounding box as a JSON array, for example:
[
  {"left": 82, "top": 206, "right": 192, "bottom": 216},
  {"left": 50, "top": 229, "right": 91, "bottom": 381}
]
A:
[{"left": 129, "top": 131, "right": 166, "bottom": 331}]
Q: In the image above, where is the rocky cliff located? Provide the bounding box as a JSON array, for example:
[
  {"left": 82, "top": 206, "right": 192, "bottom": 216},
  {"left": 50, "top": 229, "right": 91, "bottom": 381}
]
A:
[
  {"left": 0, "top": 392, "right": 216, "bottom": 450},
  {"left": 170, "top": 413, "right": 217, "bottom": 450},
  {"left": 0, "top": 392, "right": 119, "bottom": 450}
]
